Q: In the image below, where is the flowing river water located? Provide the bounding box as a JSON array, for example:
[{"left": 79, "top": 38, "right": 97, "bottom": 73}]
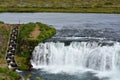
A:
[{"left": 0, "top": 13, "right": 120, "bottom": 80}]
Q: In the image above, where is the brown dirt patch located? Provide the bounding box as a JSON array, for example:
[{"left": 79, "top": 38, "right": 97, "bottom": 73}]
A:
[{"left": 29, "top": 24, "right": 40, "bottom": 40}]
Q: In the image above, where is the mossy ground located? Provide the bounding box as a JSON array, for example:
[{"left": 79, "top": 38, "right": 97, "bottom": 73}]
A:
[
  {"left": 0, "top": 67, "right": 20, "bottom": 80},
  {"left": 15, "top": 22, "right": 56, "bottom": 70}
]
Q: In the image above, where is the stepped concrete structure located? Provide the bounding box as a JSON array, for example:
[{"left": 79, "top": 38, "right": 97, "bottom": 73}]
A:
[{"left": 6, "top": 25, "right": 19, "bottom": 71}]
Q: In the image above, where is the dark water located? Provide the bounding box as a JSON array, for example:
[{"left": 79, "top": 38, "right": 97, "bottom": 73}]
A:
[
  {"left": 19, "top": 69, "right": 102, "bottom": 80},
  {"left": 1, "top": 13, "right": 120, "bottom": 80}
]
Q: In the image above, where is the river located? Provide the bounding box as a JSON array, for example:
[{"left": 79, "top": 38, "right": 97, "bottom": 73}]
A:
[{"left": 0, "top": 13, "right": 120, "bottom": 80}]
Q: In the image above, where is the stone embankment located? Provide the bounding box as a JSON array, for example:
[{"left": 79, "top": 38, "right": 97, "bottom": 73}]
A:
[{"left": 6, "top": 25, "right": 19, "bottom": 70}]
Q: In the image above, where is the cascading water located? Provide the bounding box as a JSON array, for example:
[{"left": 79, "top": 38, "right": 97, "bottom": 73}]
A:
[{"left": 31, "top": 41, "right": 120, "bottom": 78}]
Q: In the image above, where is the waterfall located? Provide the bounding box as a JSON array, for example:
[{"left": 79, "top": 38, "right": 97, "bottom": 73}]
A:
[
  {"left": 31, "top": 41, "right": 120, "bottom": 73},
  {"left": 31, "top": 41, "right": 120, "bottom": 80}
]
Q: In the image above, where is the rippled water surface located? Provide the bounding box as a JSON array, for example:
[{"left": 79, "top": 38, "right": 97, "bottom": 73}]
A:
[
  {"left": 0, "top": 13, "right": 120, "bottom": 29},
  {"left": 1, "top": 13, "right": 120, "bottom": 40}
]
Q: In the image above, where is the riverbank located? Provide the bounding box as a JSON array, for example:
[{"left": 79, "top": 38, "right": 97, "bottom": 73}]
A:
[
  {"left": 0, "top": 7, "right": 120, "bottom": 13},
  {"left": 15, "top": 22, "right": 56, "bottom": 71},
  {"left": 0, "top": 0, "right": 120, "bottom": 13},
  {"left": 0, "top": 22, "right": 56, "bottom": 79}
]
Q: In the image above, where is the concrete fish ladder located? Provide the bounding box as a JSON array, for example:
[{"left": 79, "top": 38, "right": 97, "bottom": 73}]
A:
[{"left": 6, "top": 24, "right": 19, "bottom": 71}]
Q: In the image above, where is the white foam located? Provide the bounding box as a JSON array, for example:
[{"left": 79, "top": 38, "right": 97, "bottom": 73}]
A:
[
  {"left": 95, "top": 70, "right": 120, "bottom": 80},
  {"left": 31, "top": 42, "right": 120, "bottom": 80}
]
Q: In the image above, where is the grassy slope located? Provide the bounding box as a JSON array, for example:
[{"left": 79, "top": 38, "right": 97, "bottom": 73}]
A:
[
  {"left": 15, "top": 22, "right": 56, "bottom": 71},
  {"left": 0, "top": 23, "right": 20, "bottom": 80},
  {"left": 0, "top": 0, "right": 120, "bottom": 13},
  {"left": 0, "top": 23, "right": 10, "bottom": 69}
]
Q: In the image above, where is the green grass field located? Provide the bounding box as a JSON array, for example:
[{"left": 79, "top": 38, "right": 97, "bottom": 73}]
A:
[{"left": 0, "top": 0, "right": 120, "bottom": 13}]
